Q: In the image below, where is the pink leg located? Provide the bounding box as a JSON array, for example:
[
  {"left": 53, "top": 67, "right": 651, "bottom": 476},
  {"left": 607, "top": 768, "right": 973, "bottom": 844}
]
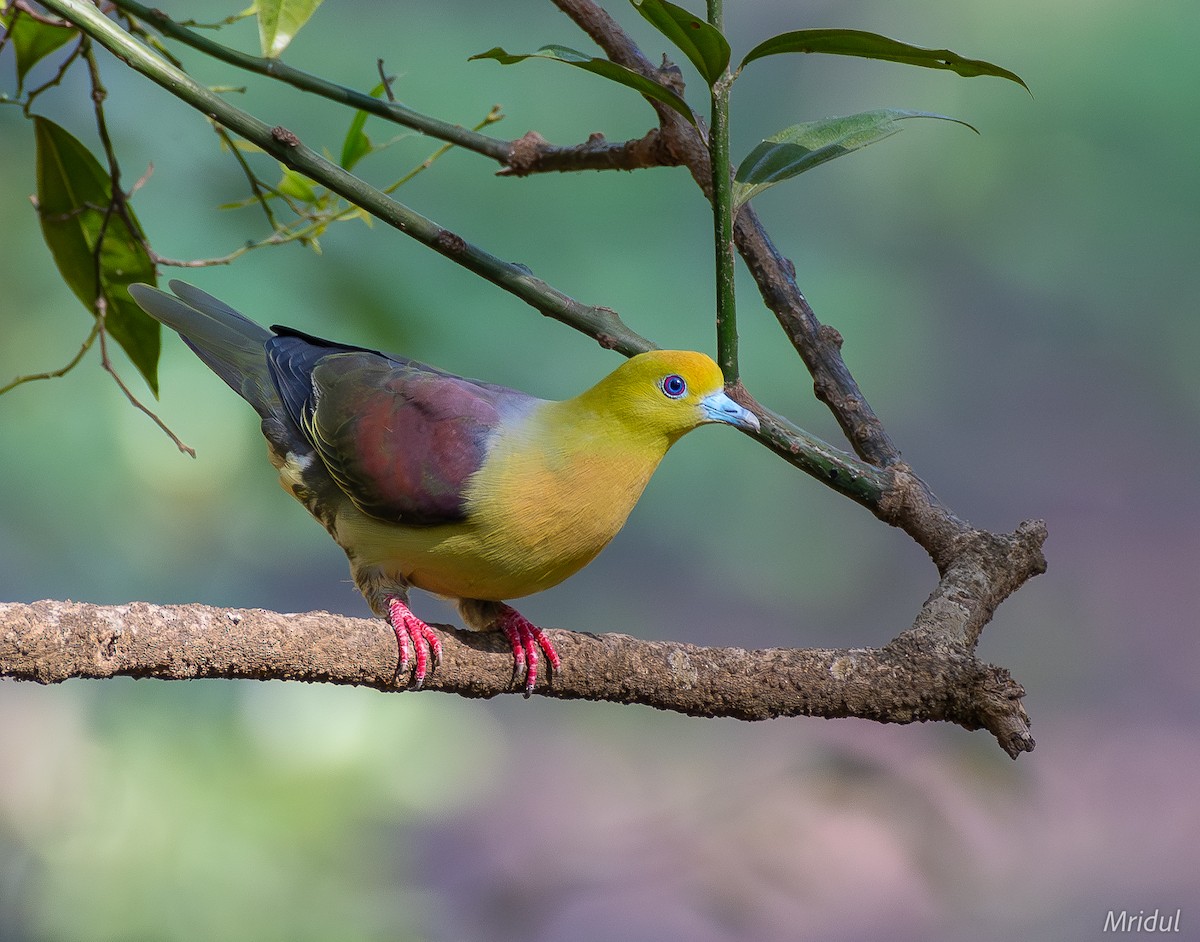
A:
[
  {"left": 495, "top": 604, "right": 561, "bottom": 697},
  {"left": 387, "top": 596, "right": 442, "bottom": 688}
]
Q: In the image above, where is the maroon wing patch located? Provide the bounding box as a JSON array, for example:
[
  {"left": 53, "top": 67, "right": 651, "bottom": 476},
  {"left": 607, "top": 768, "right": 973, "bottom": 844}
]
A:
[
  {"left": 265, "top": 329, "right": 534, "bottom": 526},
  {"left": 296, "top": 351, "right": 525, "bottom": 524},
  {"left": 317, "top": 357, "right": 503, "bottom": 524}
]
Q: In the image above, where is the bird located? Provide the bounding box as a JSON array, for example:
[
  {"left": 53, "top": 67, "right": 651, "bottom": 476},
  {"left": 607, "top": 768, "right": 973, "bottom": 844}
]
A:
[{"left": 129, "top": 281, "right": 760, "bottom": 695}]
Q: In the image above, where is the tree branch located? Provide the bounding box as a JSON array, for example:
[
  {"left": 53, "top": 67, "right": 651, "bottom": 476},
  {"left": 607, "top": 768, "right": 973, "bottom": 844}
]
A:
[
  {"left": 18, "top": 0, "right": 1048, "bottom": 758},
  {"left": 0, "top": 594, "right": 1036, "bottom": 757},
  {"left": 501, "top": 129, "right": 685, "bottom": 176},
  {"left": 111, "top": 0, "right": 702, "bottom": 179}
]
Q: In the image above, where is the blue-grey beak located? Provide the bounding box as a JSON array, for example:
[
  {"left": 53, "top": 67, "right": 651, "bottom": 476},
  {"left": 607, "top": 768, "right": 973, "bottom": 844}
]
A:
[{"left": 700, "top": 390, "right": 760, "bottom": 432}]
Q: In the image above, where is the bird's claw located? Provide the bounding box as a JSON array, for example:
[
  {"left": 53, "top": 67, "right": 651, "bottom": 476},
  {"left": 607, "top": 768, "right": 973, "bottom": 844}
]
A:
[
  {"left": 496, "top": 604, "right": 560, "bottom": 698},
  {"left": 387, "top": 596, "right": 442, "bottom": 688}
]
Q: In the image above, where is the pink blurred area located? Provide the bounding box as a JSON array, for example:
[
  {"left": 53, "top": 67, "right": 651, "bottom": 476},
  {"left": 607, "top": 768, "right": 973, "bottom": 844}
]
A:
[{"left": 404, "top": 716, "right": 1199, "bottom": 941}]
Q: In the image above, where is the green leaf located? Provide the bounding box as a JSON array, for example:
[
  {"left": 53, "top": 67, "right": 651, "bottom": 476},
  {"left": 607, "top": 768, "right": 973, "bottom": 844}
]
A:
[
  {"left": 33, "top": 117, "right": 160, "bottom": 393},
  {"left": 631, "top": 0, "right": 730, "bottom": 87},
  {"left": 276, "top": 166, "right": 318, "bottom": 203},
  {"left": 2, "top": 8, "right": 76, "bottom": 90},
  {"left": 470, "top": 45, "right": 695, "bottom": 124},
  {"left": 739, "top": 28, "right": 1029, "bottom": 92},
  {"left": 255, "top": 0, "right": 322, "bottom": 58},
  {"left": 732, "top": 109, "right": 977, "bottom": 208},
  {"left": 340, "top": 110, "right": 371, "bottom": 172},
  {"left": 339, "top": 81, "right": 387, "bottom": 171}
]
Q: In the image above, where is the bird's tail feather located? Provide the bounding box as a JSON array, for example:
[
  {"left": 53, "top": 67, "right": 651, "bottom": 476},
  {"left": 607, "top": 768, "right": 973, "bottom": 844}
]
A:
[{"left": 128, "top": 280, "right": 280, "bottom": 418}]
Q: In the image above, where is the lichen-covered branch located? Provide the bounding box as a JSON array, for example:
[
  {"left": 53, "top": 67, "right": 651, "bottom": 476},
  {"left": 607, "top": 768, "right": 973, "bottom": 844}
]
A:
[{"left": 0, "top": 595, "right": 1036, "bottom": 757}]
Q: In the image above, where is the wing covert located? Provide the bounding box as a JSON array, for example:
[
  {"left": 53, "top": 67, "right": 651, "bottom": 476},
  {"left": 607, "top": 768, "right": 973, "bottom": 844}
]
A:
[{"left": 265, "top": 331, "right": 530, "bottom": 526}]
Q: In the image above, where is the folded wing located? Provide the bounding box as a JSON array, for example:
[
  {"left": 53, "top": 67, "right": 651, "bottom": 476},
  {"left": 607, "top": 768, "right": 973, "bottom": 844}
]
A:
[{"left": 266, "top": 327, "right": 534, "bottom": 526}]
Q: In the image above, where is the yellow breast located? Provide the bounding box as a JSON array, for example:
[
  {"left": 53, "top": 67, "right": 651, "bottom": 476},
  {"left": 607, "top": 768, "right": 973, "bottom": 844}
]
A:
[{"left": 332, "top": 401, "right": 671, "bottom": 602}]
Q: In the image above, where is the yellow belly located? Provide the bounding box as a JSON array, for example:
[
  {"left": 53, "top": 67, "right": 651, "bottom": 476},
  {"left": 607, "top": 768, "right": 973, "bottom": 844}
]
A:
[
  {"left": 334, "top": 509, "right": 602, "bottom": 601},
  {"left": 331, "top": 420, "right": 664, "bottom": 602}
]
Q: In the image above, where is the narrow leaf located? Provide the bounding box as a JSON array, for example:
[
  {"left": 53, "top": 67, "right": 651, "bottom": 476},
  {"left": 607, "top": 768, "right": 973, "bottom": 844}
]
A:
[
  {"left": 33, "top": 118, "right": 160, "bottom": 393},
  {"left": 4, "top": 9, "right": 76, "bottom": 89},
  {"left": 732, "top": 109, "right": 976, "bottom": 208},
  {"left": 631, "top": 0, "right": 730, "bottom": 86},
  {"left": 339, "top": 81, "right": 387, "bottom": 171},
  {"left": 276, "top": 166, "right": 318, "bottom": 203},
  {"left": 256, "top": 0, "right": 322, "bottom": 58},
  {"left": 340, "top": 113, "right": 371, "bottom": 171},
  {"left": 740, "top": 28, "right": 1028, "bottom": 92},
  {"left": 470, "top": 45, "right": 695, "bottom": 124}
]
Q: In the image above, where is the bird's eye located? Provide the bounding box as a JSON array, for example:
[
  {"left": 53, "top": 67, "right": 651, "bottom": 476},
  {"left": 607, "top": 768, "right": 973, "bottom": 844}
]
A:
[{"left": 660, "top": 374, "right": 687, "bottom": 399}]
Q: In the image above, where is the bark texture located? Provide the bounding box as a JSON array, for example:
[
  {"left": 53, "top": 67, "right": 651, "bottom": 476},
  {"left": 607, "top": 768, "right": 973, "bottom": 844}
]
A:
[{"left": 0, "top": 586, "right": 1040, "bottom": 758}]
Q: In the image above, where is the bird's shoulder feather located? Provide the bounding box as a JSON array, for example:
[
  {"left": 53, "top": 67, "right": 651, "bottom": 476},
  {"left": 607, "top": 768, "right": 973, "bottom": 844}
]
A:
[{"left": 265, "top": 328, "right": 537, "bottom": 526}]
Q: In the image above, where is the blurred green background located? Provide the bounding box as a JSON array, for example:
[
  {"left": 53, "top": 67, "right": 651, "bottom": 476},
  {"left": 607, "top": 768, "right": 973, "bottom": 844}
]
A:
[{"left": 2, "top": 0, "right": 1198, "bottom": 939}]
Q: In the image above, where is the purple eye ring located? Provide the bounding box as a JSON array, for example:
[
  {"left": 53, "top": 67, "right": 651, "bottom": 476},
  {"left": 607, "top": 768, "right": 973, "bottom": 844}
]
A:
[{"left": 660, "top": 374, "right": 687, "bottom": 399}]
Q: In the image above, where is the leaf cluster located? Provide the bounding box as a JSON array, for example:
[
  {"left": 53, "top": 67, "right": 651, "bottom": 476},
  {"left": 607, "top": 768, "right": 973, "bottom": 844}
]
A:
[
  {"left": 0, "top": 0, "right": 494, "bottom": 406},
  {"left": 476, "top": 0, "right": 1024, "bottom": 209}
]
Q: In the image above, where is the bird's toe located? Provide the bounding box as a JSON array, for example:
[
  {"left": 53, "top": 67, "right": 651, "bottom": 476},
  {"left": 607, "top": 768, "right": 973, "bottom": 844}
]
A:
[
  {"left": 387, "top": 596, "right": 443, "bottom": 688},
  {"left": 495, "top": 604, "right": 560, "bottom": 697}
]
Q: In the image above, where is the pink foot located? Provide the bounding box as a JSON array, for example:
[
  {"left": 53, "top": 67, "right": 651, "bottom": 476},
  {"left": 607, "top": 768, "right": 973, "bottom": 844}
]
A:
[
  {"left": 387, "top": 596, "right": 442, "bottom": 688},
  {"left": 496, "top": 604, "right": 561, "bottom": 697}
]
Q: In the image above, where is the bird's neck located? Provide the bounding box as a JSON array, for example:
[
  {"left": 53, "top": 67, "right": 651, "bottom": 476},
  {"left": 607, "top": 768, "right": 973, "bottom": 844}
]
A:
[
  {"left": 460, "top": 398, "right": 672, "bottom": 580},
  {"left": 538, "top": 396, "right": 674, "bottom": 474}
]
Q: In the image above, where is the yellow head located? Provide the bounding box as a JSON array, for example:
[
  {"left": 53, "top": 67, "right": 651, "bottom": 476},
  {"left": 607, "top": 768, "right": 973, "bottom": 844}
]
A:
[{"left": 572, "top": 350, "right": 760, "bottom": 445}]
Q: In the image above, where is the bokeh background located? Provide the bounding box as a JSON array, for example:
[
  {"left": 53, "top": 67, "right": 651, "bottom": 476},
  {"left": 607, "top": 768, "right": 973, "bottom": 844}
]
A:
[{"left": 2, "top": 0, "right": 1198, "bottom": 938}]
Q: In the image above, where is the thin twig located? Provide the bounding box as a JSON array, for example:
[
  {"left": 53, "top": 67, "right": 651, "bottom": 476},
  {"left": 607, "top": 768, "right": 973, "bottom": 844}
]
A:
[
  {"left": 22, "top": 34, "right": 84, "bottom": 112},
  {"left": 126, "top": 161, "right": 154, "bottom": 198},
  {"left": 0, "top": 322, "right": 100, "bottom": 395},
  {"left": 81, "top": 38, "right": 195, "bottom": 457},
  {"left": 376, "top": 58, "right": 395, "bottom": 101},
  {"left": 175, "top": 9, "right": 255, "bottom": 29},
  {"left": 212, "top": 122, "right": 282, "bottom": 231},
  {"left": 12, "top": 0, "right": 72, "bottom": 26},
  {"left": 384, "top": 106, "right": 504, "bottom": 194},
  {"left": 111, "top": 0, "right": 514, "bottom": 163},
  {"left": 95, "top": 310, "right": 195, "bottom": 456}
]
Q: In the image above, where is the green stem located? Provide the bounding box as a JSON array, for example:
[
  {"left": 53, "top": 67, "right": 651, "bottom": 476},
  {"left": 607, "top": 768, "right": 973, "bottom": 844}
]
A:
[
  {"left": 107, "top": 0, "right": 513, "bottom": 164},
  {"left": 707, "top": 0, "right": 737, "bottom": 383}
]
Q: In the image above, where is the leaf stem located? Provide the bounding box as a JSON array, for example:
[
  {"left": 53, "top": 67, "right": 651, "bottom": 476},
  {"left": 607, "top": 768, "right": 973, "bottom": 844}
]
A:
[{"left": 707, "top": 0, "right": 737, "bottom": 383}]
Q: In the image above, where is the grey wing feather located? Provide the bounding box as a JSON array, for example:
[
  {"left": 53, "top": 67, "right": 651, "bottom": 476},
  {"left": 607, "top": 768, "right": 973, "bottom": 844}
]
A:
[{"left": 128, "top": 281, "right": 278, "bottom": 418}]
